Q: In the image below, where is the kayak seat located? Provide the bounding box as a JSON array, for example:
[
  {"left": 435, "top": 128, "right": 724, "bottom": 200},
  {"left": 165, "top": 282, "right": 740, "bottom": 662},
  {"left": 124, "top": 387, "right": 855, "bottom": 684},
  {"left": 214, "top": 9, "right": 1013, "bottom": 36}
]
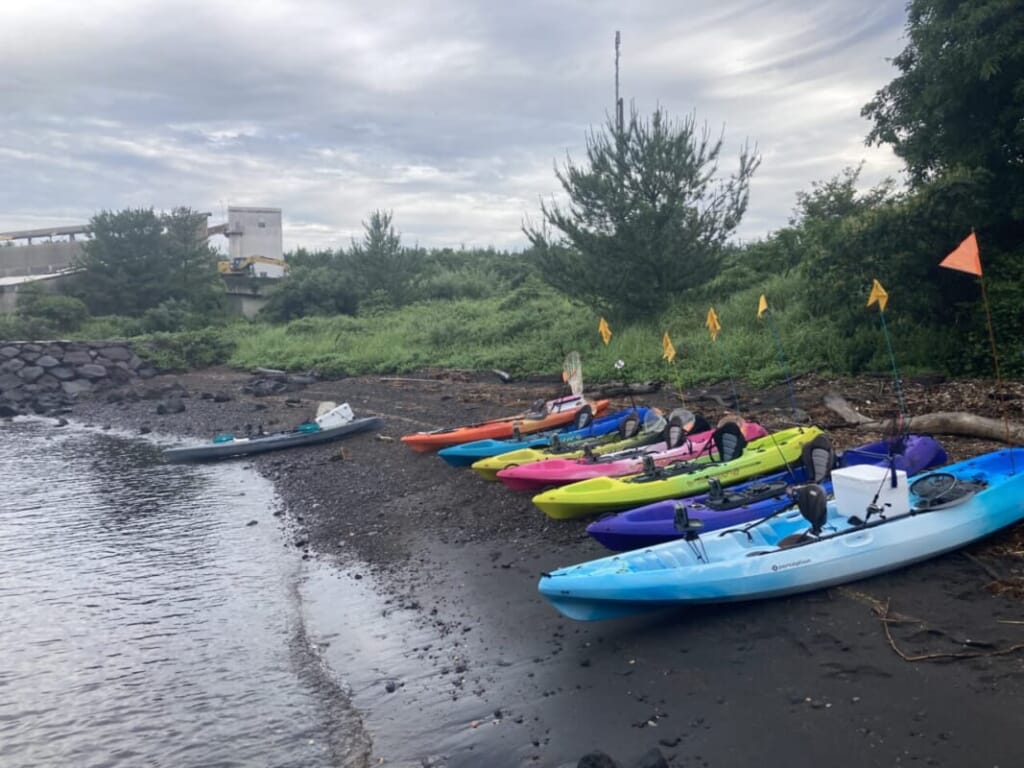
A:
[
  {"left": 574, "top": 404, "right": 594, "bottom": 430},
  {"left": 802, "top": 434, "right": 836, "bottom": 483},
  {"left": 712, "top": 421, "right": 748, "bottom": 462},
  {"left": 663, "top": 415, "right": 688, "bottom": 449},
  {"left": 778, "top": 484, "right": 828, "bottom": 548},
  {"left": 618, "top": 413, "right": 641, "bottom": 440}
]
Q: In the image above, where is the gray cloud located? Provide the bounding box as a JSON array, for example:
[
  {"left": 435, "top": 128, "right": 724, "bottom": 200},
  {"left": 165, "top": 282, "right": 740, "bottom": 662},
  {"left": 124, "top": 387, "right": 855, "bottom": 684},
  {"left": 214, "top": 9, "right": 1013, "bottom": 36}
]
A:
[{"left": 0, "top": 0, "right": 908, "bottom": 251}]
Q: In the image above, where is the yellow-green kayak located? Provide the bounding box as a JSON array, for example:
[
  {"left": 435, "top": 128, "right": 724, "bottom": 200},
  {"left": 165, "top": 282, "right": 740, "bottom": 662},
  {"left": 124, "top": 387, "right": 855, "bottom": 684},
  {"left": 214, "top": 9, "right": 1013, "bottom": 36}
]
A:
[
  {"left": 470, "top": 408, "right": 663, "bottom": 481},
  {"left": 532, "top": 426, "right": 824, "bottom": 519}
]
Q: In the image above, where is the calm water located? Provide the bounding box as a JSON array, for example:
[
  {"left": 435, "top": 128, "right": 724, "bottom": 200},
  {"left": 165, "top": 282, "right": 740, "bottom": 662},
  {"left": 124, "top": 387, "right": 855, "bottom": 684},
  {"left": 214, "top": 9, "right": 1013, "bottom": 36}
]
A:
[{"left": 0, "top": 420, "right": 369, "bottom": 768}]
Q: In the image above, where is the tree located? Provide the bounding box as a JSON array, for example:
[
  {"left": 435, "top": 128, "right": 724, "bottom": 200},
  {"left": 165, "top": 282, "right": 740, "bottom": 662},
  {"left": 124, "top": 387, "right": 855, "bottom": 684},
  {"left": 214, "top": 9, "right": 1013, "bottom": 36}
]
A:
[
  {"left": 72, "top": 208, "right": 167, "bottom": 316},
  {"left": 526, "top": 105, "right": 760, "bottom": 320},
  {"left": 862, "top": 0, "right": 1024, "bottom": 374},
  {"left": 862, "top": 0, "right": 1023, "bottom": 199},
  {"left": 160, "top": 207, "right": 225, "bottom": 315},
  {"left": 70, "top": 207, "right": 225, "bottom": 320},
  {"left": 348, "top": 210, "right": 418, "bottom": 308}
]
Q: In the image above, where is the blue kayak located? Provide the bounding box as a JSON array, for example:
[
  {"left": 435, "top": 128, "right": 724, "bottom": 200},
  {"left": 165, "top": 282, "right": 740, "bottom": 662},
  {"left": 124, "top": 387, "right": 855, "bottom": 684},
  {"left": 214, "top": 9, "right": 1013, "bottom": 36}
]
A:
[
  {"left": 540, "top": 448, "right": 1024, "bottom": 621},
  {"left": 586, "top": 433, "right": 947, "bottom": 551},
  {"left": 437, "top": 406, "right": 653, "bottom": 467}
]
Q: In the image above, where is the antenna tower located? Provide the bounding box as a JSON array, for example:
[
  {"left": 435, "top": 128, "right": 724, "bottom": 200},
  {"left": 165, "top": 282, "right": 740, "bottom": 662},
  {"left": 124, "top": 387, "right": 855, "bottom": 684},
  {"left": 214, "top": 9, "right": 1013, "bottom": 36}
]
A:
[{"left": 614, "top": 31, "right": 624, "bottom": 133}]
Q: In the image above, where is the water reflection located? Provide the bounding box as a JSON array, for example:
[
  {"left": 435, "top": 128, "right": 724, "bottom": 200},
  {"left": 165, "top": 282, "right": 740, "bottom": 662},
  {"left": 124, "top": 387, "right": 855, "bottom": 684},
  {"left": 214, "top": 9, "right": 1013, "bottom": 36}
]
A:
[{"left": 0, "top": 421, "right": 366, "bottom": 768}]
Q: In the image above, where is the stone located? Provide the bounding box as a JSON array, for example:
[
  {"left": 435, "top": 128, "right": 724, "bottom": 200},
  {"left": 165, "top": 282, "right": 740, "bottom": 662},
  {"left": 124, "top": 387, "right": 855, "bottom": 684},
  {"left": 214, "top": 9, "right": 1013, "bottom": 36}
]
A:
[
  {"left": 17, "top": 366, "right": 44, "bottom": 383},
  {"left": 0, "top": 401, "right": 19, "bottom": 417},
  {"left": 99, "top": 346, "right": 133, "bottom": 361},
  {"left": 0, "top": 358, "right": 25, "bottom": 373},
  {"left": 77, "top": 363, "right": 108, "bottom": 379},
  {"left": 0, "top": 346, "right": 20, "bottom": 359},
  {"left": 36, "top": 355, "right": 60, "bottom": 368},
  {"left": 0, "top": 372, "right": 23, "bottom": 391},
  {"left": 577, "top": 753, "right": 620, "bottom": 768},
  {"left": 49, "top": 366, "right": 76, "bottom": 381},
  {"left": 156, "top": 397, "right": 186, "bottom": 415},
  {"left": 63, "top": 350, "right": 93, "bottom": 365},
  {"left": 61, "top": 379, "right": 95, "bottom": 396},
  {"left": 634, "top": 749, "right": 669, "bottom": 768},
  {"left": 138, "top": 367, "right": 157, "bottom": 379}
]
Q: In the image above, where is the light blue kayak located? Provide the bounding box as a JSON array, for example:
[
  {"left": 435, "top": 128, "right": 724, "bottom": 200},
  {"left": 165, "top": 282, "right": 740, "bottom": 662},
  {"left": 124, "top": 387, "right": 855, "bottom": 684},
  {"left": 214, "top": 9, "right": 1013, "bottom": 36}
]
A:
[
  {"left": 539, "top": 448, "right": 1024, "bottom": 621},
  {"left": 436, "top": 406, "right": 653, "bottom": 467}
]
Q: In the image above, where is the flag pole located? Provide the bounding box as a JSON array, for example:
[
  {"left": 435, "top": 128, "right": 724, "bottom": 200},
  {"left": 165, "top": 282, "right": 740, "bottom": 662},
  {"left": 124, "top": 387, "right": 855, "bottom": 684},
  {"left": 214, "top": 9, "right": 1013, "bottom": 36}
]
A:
[
  {"left": 877, "top": 310, "right": 908, "bottom": 418},
  {"left": 866, "top": 279, "right": 907, "bottom": 420},
  {"left": 706, "top": 307, "right": 741, "bottom": 414},
  {"left": 758, "top": 295, "right": 800, "bottom": 421},
  {"left": 939, "top": 231, "right": 1015, "bottom": 473}
]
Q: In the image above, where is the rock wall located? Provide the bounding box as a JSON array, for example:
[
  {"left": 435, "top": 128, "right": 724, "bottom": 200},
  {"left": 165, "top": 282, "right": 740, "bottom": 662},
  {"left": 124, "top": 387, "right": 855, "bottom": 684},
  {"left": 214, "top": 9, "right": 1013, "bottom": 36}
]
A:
[{"left": 0, "top": 341, "right": 156, "bottom": 416}]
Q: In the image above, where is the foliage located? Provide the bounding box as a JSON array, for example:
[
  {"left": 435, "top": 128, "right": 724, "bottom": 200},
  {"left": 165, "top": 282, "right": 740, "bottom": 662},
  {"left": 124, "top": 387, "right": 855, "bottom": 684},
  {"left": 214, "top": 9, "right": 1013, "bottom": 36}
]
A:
[
  {"left": 259, "top": 264, "right": 360, "bottom": 322},
  {"left": 861, "top": 1, "right": 1024, "bottom": 375},
  {"left": 348, "top": 210, "right": 419, "bottom": 309},
  {"left": 70, "top": 207, "right": 226, "bottom": 320},
  {"left": 137, "top": 328, "right": 237, "bottom": 371},
  {"left": 863, "top": 0, "right": 1024, "bottom": 200},
  {"left": 230, "top": 278, "right": 593, "bottom": 377},
  {"left": 15, "top": 282, "right": 89, "bottom": 334},
  {"left": 526, "top": 105, "right": 760, "bottom": 320}
]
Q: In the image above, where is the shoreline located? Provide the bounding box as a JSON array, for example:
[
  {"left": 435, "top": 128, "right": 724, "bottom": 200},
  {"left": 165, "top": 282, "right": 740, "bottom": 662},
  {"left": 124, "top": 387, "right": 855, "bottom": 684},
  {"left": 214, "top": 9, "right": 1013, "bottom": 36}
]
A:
[{"left": 63, "top": 367, "right": 1024, "bottom": 767}]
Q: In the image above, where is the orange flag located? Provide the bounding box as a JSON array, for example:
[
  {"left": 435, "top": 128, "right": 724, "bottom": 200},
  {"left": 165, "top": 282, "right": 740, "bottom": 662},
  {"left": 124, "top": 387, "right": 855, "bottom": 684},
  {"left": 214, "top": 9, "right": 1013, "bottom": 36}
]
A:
[
  {"left": 706, "top": 307, "right": 721, "bottom": 342},
  {"left": 757, "top": 294, "right": 768, "bottom": 319},
  {"left": 866, "top": 279, "right": 889, "bottom": 313},
  {"left": 662, "top": 331, "right": 676, "bottom": 364},
  {"left": 939, "top": 232, "right": 982, "bottom": 276},
  {"left": 598, "top": 317, "right": 612, "bottom": 345}
]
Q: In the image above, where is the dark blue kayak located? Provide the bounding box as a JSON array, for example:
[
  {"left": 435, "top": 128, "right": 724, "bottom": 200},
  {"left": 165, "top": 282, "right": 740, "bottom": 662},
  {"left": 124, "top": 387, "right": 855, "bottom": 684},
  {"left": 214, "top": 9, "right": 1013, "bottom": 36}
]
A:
[
  {"left": 586, "top": 434, "right": 947, "bottom": 551},
  {"left": 163, "top": 415, "right": 384, "bottom": 463},
  {"left": 436, "top": 406, "right": 653, "bottom": 467}
]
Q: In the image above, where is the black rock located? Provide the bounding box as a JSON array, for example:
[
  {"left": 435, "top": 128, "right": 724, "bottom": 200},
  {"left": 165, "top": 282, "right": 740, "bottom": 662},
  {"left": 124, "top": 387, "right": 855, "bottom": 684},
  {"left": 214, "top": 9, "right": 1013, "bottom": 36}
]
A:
[
  {"left": 577, "top": 752, "right": 620, "bottom": 768},
  {"left": 633, "top": 748, "right": 669, "bottom": 768}
]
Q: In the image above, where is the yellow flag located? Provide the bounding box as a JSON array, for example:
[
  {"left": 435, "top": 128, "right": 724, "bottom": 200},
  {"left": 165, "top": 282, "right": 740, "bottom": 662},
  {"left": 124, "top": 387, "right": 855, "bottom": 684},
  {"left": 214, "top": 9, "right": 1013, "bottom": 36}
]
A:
[
  {"left": 866, "top": 279, "right": 889, "bottom": 313},
  {"left": 706, "top": 307, "right": 721, "bottom": 342},
  {"left": 662, "top": 331, "right": 676, "bottom": 363},
  {"left": 598, "top": 317, "right": 612, "bottom": 345},
  {"left": 757, "top": 294, "right": 768, "bottom": 319}
]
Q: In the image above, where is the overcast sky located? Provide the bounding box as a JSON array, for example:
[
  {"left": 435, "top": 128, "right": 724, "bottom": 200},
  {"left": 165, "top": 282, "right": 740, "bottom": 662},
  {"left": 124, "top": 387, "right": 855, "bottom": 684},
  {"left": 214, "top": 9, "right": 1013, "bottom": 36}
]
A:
[{"left": 0, "top": 0, "right": 910, "bottom": 252}]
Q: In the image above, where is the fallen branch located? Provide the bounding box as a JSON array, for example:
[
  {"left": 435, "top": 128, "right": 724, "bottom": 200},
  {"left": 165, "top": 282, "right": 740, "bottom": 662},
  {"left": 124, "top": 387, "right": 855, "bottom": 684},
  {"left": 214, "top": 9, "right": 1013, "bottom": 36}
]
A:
[
  {"left": 876, "top": 599, "right": 1024, "bottom": 663},
  {"left": 824, "top": 394, "right": 1024, "bottom": 444}
]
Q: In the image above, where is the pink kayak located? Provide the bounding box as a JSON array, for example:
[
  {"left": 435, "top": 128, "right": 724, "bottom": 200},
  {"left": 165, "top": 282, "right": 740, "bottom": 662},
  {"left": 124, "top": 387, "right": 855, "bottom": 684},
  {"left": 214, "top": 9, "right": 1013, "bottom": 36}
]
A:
[{"left": 496, "top": 419, "right": 769, "bottom": 491}]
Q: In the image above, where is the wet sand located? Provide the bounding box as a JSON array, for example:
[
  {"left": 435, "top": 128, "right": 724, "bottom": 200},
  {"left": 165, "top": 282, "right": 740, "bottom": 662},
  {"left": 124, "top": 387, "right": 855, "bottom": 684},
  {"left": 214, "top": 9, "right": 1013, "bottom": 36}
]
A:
[{"left": 67, "top": 368, "right": 1024, "bottom": 767}]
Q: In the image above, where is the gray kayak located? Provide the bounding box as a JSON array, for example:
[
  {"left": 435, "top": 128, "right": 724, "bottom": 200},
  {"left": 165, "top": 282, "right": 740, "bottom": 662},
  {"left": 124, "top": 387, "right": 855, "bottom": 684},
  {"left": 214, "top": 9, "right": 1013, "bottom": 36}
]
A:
[{"left": 163, "top": 415, "right": 384, "bottom": 463}]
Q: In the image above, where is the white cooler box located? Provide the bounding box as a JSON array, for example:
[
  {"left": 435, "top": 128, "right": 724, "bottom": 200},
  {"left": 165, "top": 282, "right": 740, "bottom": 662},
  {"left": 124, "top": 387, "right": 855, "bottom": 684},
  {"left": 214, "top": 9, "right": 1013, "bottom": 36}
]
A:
[{"left": 831, "top": 464, "right": 910, "bottom": 519}]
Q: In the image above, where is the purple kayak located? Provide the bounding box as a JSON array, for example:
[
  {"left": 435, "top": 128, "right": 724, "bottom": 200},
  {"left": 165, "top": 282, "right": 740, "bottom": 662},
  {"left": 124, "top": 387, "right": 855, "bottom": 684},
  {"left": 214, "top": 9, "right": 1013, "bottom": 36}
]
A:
[
  {"left": 586, "top": 433, "right": 948, "bottom": 551},
  {"left": 496, "top": 420, "right": 769, "bottom": 492}
]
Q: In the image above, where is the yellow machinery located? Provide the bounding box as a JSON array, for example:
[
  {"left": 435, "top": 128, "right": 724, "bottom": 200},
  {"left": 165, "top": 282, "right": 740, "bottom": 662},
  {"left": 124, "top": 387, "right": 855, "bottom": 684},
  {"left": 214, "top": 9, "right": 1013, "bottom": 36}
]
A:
[{"left": 217, "top": 255, "right": 288, "bottom": 277}]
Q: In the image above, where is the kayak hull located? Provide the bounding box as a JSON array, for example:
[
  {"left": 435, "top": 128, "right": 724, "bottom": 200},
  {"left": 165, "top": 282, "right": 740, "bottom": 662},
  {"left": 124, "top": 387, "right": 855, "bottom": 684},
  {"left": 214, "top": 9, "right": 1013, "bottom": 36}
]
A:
[
  {"left": 587, "top": 434, "right": 948, "bottom": 550},
  {"left": 400, "top": 398, "right": 609, "bottom": 453},
  {"left": 163, "top": 416, "right": 384, "bottom": 463},
  {"left": 437, "top": 406, "right": 650, "bottom": 468},
  {"left": 497, "top": 422, "right": 769, "bottom": 491},
  {"left": 540, "top": 449, "right": 1024, "bottom": 620},
  {"left": 533, "top": 426, "right": 824, "bottom": 520}
]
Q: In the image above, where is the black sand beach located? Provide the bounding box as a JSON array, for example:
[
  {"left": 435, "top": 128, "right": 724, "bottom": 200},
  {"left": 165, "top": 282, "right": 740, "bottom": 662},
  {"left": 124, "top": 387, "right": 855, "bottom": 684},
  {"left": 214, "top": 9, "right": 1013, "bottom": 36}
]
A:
[{"left": 66, "top": 368, "right": 1024, "bottom": 767}]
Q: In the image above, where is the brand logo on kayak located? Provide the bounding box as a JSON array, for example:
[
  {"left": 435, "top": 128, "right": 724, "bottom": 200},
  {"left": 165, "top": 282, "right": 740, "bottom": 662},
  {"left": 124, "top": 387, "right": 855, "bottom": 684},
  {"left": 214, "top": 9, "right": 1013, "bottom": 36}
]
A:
[{"left": 772, "top": 559, "right": 810, "bottom": 572}]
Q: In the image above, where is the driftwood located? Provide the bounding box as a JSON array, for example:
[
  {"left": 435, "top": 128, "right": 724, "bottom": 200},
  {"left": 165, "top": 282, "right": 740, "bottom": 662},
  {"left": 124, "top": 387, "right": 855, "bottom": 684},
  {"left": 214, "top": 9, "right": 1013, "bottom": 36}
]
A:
[
  {"left": 825, "top": 393, "right": 1024, "bottom": 445},
  {"left": 585, "top": 381, "right": 662, "bottom": 398}
]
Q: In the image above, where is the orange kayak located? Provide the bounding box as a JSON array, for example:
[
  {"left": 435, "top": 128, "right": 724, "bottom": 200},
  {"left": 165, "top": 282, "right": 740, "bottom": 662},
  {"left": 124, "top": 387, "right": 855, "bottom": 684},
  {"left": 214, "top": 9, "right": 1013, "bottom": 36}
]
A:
[{"left": 400, "top": 396, "right": 610, "bottom": 453}]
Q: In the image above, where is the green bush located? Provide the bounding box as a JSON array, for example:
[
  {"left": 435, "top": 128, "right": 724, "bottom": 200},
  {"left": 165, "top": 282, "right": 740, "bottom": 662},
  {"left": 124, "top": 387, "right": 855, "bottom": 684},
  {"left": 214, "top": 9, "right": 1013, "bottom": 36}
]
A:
[{"left": 138, "top": 328, "right": 238, "bottom": 371}]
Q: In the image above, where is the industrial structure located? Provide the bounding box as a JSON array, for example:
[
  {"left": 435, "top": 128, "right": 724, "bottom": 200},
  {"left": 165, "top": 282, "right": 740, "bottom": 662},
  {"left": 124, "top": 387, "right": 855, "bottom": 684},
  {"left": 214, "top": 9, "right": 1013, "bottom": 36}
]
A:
[{"left": 0, "top": 207, "right": 287, "bottom": 317}]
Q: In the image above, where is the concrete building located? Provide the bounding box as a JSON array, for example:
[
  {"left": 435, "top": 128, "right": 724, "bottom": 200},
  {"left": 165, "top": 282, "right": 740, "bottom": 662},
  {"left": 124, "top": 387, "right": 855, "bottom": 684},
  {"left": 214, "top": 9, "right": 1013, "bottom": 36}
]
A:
[
  {"left": 225, "top": 206, "right": 285, "bottom": 278},
  {"left": 0, "top": 225, "right": 88, "bottom": 278}
]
